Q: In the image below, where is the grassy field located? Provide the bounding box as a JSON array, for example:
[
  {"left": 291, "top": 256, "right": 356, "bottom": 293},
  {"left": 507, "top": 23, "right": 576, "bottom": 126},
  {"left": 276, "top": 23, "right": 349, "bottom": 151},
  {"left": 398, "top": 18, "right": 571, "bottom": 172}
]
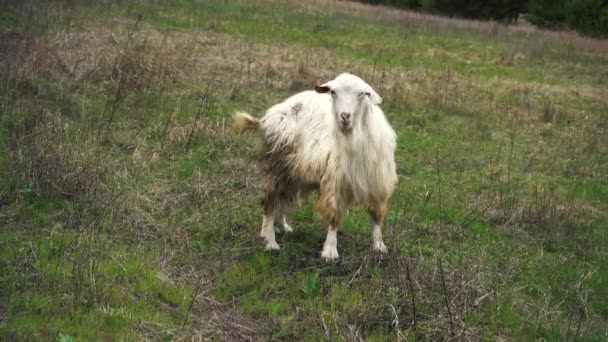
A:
[{"left": 1, "top": 0, "right": 607, "bottom": 340}]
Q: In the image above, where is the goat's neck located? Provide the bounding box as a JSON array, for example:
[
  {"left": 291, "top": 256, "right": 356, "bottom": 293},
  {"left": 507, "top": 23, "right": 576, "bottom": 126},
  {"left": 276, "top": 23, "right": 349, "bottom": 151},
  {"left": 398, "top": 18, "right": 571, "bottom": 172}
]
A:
[{"left": 334, "top": 124, "right": 374, "bottom": 160}]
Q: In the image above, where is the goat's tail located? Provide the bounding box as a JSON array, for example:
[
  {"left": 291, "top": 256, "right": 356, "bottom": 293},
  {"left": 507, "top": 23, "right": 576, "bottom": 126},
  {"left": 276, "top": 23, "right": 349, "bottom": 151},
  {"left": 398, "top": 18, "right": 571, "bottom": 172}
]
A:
[{"left": 233, "top": 111, "right": 261, "bottom": 135}]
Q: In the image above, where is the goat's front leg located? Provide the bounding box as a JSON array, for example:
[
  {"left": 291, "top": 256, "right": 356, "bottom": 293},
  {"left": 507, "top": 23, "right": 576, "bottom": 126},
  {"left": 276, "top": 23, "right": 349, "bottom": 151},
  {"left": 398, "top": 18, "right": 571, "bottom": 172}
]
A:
[
  {"left": 321, "top": 226, "right": 339, "bottom": 261},
  {"left": 316, "top": 184, "right": 343, "bottom": 261},
  {"left": 369, "top": 203, "right": 388, "bottom": 253}
]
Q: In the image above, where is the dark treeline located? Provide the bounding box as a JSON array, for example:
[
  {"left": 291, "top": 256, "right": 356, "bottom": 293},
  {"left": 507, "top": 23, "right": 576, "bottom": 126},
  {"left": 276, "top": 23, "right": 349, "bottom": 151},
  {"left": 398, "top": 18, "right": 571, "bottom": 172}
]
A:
[{"left": 360, "top": 0, "right": 608, "bottom": 37}]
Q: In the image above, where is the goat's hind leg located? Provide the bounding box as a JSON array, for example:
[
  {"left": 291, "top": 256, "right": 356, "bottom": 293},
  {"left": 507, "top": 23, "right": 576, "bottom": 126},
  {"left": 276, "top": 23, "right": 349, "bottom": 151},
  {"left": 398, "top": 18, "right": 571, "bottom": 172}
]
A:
[
  {"left": 260, "top": 191, "right": 281, "bottom": 250},
  {"left": 260, "top": 213, "right": 279, "bottom": 250},
  {"left": 261, "top": 182, "right": 297, "bottom": 249},
  {"left": 270, "top": 213, "right": 292, "bottom": 233},
  {"left": 280, "top": 215, "right": 293, "bottom": 233},
  {"left": 275, "top": 187, "right": 301, "bottom": 233}
]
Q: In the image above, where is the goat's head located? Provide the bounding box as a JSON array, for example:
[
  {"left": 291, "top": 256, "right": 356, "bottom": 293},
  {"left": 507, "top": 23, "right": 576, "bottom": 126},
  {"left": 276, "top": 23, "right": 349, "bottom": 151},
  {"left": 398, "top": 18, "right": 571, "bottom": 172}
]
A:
[{"left": 314, "top": 73, "right": 382, "bottom": 132}]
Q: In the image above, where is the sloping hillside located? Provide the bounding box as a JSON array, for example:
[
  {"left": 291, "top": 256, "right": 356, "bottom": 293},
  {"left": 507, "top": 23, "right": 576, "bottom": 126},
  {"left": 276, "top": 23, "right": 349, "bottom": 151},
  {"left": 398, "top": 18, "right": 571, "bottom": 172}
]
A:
[{"left": 1, "top": 1, "right": 607, "bottom": 340}]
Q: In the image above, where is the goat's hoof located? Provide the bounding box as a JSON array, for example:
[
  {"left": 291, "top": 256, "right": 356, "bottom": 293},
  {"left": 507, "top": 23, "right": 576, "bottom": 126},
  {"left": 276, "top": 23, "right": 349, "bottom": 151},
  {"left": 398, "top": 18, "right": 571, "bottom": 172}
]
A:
[
  {"left": 321, "top": 247, "right": 339, "bottom": 261},
  {"left": 283, "top": 223, "right": 293, "bottom": 233},
  {"left": 373, "top": 241, "right": 388, "bottom": 253},
  {"left": 265, "top": 241, "right": 280, "bottom": 251}
]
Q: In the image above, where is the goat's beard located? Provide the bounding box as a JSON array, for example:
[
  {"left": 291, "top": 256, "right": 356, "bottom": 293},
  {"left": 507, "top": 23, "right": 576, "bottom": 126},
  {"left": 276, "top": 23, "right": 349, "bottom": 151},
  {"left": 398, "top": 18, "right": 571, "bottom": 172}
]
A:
[
  {"left": 339, "top": 122, "right": 353, "bottom": 133},
  {"left": 337, "top": 116, "right": 354, "bottom": 132}
]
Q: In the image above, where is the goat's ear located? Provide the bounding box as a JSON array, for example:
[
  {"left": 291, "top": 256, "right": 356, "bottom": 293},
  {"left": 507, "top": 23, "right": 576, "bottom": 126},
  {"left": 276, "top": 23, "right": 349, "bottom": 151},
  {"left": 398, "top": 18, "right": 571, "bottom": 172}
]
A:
[
  {"left": 366, "top": 87, "right": 382, "bottom": 105},
  {"left": 314, "top": 82, "right": 331, "bottom": 94}
]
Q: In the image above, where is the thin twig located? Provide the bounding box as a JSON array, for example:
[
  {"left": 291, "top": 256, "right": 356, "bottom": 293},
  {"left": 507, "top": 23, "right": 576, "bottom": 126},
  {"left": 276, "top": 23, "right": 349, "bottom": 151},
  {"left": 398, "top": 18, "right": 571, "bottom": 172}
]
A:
[
  {"left": 435, "top": 151, "right": 443, "bottom": 233},
  {"left": 403, "top": 258, "right": 417, "bottom": 328},
  {"left": 61, "top": 189, "right": 125, "bottom": 260},
  {"left": 574, "top": 306, "right": 584, "bottom": 339},
  {"left": 439, "top": 257, "right": 455, "bottom": 337},
  {"left": 370, "top": 49, "right": 382, "bottom": 85},
  {"left": 348, "top": 256, "right": 366, "bottom": 285},
  {"left": 182, "top": 284, "right": 201, "bottom": 327},
  {"left": 185, "top": 78, "right": 216, "bottom": 151},
  {"left": 100, "top": 14, "right": 143, "bottom": 142}
]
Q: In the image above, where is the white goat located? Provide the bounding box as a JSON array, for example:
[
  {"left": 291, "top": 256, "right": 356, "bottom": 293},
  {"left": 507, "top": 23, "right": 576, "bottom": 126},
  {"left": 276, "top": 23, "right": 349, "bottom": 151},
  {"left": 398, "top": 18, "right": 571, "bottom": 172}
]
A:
[{"left": 234, "top": 73, "right": 397, "bottom": 261}]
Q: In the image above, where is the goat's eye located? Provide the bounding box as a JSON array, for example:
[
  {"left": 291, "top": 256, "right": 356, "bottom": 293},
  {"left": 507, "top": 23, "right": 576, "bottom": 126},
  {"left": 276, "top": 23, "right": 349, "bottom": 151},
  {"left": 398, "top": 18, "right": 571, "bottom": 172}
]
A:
[{"left": 330, "top": 90, "right": 336, "bottom": 97}]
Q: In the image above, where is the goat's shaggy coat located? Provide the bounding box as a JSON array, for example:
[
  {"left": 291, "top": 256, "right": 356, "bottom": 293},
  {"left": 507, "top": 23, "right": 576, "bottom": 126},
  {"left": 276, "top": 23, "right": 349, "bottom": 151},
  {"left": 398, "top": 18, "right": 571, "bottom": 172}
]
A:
[{"left": 234, "top": 73, "right": 397, "bottom": 260}]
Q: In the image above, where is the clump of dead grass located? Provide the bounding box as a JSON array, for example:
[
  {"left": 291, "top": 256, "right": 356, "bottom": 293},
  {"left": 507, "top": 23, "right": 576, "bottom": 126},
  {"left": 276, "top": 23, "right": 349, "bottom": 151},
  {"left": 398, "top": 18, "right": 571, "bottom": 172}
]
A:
[
  {"left": 88, "top": 39, "right": 182, "bottom": 92},
  {"left": 288, "top": 59, "right": 320, "bottom": 92},
  {"left": 486, "top": 187, "right": 586, "bottom": 249},
  {"left": 52, "top": 23, "right": 185, "bottom": 90},
  {"left": 0, "top": 30, "right": 69, "bottom": 80},
  {"left": 188, "top": 294, "right": 264, "bottom": 341}
]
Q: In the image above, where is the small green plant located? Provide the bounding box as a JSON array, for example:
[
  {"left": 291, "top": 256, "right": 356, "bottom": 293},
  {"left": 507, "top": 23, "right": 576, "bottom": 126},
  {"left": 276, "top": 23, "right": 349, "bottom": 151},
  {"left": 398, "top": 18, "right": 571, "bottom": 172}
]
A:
[
  {"left": 57, "top": 334, "right": 77, "bottom": 342},
  {"left": 301, "top": 272, "right": 321, "bottom": 298}
]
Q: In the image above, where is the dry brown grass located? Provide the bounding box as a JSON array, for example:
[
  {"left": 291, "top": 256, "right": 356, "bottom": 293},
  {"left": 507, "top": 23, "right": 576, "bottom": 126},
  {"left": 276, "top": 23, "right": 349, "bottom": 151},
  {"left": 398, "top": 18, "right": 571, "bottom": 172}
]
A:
[
  {"left": 0, "top": 30, "right": 69, "bottom": 80},
  {"left": 52, "top": 23, "right": 182, "bottom": 90},
  {"left": 484, "top": 187, "right": 595, "bottom": 253},
  {"left": 0, "top": 28, "right": 109, "bottom": 203},
  {"left": 187, "top": 294, "right": 264, "bottom": 341},
  {"left": 38, "top": 9, "right": 604, "bottom": 132},
  {"left": 2, "top": 109, "right": 107, "bottom": 202}
]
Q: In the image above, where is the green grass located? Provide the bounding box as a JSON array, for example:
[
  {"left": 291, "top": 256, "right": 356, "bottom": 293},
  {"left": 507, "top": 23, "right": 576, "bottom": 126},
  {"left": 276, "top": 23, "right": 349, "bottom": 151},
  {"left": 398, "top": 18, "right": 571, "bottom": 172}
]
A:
[
  {"left": 1, "top": 0, "right": 607, "bottom": 340},
  {"left": 0, "top": 198, "right": 191, "bottom": 340}
]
